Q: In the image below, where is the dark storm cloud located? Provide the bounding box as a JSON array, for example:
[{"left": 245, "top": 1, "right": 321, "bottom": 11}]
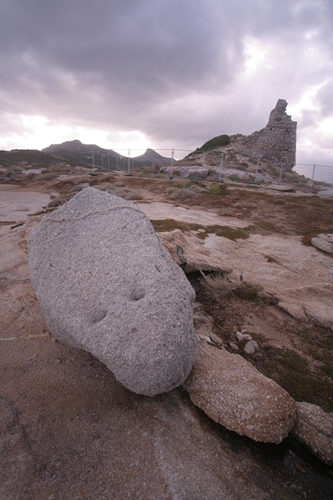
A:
[{"left": 1, "top": 0, "right": 333, "bottom": 151}]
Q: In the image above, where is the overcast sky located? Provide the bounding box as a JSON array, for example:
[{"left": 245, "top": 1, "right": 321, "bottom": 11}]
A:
[{"left": 1, "top": 0, "right": 333, "bottom": 169}]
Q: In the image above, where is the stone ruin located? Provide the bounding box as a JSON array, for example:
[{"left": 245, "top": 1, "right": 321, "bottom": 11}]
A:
[{"left": 230, "top": 99, "right": 297, "bottom": 168}]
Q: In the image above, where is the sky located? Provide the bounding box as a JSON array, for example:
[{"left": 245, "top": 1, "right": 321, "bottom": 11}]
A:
[{"left": 1, "top": 0, "right": 333, "bottom": 177}]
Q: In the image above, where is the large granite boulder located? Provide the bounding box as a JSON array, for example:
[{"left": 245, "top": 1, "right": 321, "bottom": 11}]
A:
[
  {"left": 292, "top": 402, "right": 333, "bottom": 466},
  {"left": 183, "top": 339, "right": 296, "bottom": 443},
  {"left": 28, "top": 187, "right": 196, "bottom": 396}
]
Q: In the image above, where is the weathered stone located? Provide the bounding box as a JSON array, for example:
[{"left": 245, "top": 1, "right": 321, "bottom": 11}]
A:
[
  {"left": 177, "top": 166, "right": 209, "bottom": 180},
  {"left": 183, "top": 339, "right": 296, "bottom": 443},
  {"left": 229, "top": 342, "right": 239, "bottom": 351},
  {"left": 28, "top": 187, "right": 196, "bottom": 396},
  {"left": 311, "top": 233, "right": 333, "bottom": 255},
  {"left": 244, "top": 340, "right": 259, "bottom": 354},
  {"left": 236, "top": 331, "right": 252, "bottom": 341},
  {"left": 209, "top": 332, "right": 223, "bottom": 347},
  {"left": 292, "top": 402, "right": 333, "bottom": 466}
]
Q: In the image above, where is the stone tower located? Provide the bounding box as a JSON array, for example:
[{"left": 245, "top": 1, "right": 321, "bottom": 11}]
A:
[{"left": 231, "top": 100, "right": 297, "bottom": 167}]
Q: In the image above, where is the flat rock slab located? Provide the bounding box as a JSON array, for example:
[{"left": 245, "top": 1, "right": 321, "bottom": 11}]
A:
[
  {"left": 292, "top": 402, "right": 333, "bottom": 466},
  {"left": 267, "top": 184, "right": 294, "bottom": 192},
  {"left": 159, "top": 228, "right": 233, "bottom": 274},
  {"left": 28, "top": 187, "right": 196, "bottom": 396},
  {"left": 0, "top": 185, "right": 51, "bottom": 222},
  {"left": 183, "top": 339, "right": 296, "bottom": 443}
]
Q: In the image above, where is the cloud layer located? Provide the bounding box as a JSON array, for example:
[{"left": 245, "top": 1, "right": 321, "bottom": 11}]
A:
[{"left": 1, "top": 0, "right": 333, "bottom": 167}]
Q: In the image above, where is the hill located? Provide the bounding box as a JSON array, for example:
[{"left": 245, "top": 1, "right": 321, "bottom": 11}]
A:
[
  {"left": 0, "top": 149, "right": 61, "bottom": 169},
  {"left": 42, "top": 139, "right": 121, "bottom": 169},
  {"left": 41, "top": 141, "right": 169, "bottom": 170},
  {"left": 132, "top": 148, "right": 171, "bottom": 165}
]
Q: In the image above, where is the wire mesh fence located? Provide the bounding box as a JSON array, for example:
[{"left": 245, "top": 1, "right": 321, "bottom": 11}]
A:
[{"left": 89, "top": 147, "right": 333, "bottom": 184}]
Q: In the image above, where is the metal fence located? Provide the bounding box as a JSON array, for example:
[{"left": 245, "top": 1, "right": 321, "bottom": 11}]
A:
[{"left": 90, "top": 147, "right": 333, "bottom": 184}]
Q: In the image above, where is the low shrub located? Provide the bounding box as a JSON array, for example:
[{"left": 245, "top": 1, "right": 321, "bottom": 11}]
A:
[
  {"left": 206, "top": 184, "right": 223, "bottom": 195},
  {"left": 199, "top": 272, "right": 234, "bottom": 306},
  {"left": 168, "top": 188, "right": 193, "bottom": 200},
  {"left": 196, "top": 134, "right": 230, "bottom": 152}
]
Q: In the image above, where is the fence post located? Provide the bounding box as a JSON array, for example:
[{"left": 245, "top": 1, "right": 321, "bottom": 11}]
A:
[
  {"left": 92, "top": 149, "right": 95, "bottom": 172},
  {"left": 169, "top": 149, "right": 175, "bottom": 179},
  {"left": 255, "top": 156, "right": 262, "bottom": 184},
  {"left": 312, "top": 164, "right": 316, "bottom": 181},
  {"left": 218, "top": 153, "right": 224, "bottom": 183},
  {"left": 127, "top": 149, "right": 132, "bottom": 176}
]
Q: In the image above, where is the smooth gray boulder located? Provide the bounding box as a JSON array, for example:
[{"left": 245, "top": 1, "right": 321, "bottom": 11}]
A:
[{"left": 28, "top": 187, "right": 196, "bottom": 396}]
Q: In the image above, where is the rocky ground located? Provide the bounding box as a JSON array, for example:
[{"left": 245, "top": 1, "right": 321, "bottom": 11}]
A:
[{"left": 1, "top": 165, "right": 333, "bottom": 499}]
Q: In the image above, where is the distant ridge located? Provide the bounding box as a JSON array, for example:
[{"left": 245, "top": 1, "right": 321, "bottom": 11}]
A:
[
  {"left": 42, "top": 139, "right": 120, "bottom": 157},
  {"left": 132, "top": 148, "right": 171, "bottom": 165},
  {"left": 42, "top": 141, "right": 171, "bottom": 168}
]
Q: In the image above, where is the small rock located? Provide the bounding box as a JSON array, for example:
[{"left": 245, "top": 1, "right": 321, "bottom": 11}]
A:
[
  {"left": 311, "top": 233, "right": 333, "bottom": 255},
  {"left": 294, "top": 462, "right": 307, "bottom": 474},
  {"left": 209, "top": 333, "right": 223, "bottom": 347},
  {"left": 243, "top": 334, "right": 252, "bottom": 340},
  {"left": 244, "top": 340, "right": 259, "bottom": 354},
  {"left": 229, "top": 342, "right": 239, "bottom": 351},
  {"left": 235, "top": 331, "right": 244, "bottom": 341},
  {"left": 236, "top": 331, "right": 252, "bottom": 341}
]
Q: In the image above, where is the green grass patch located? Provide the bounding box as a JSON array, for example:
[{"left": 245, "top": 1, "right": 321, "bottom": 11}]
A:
[
  {"left": 207, "top": 225, "right": 250, "bottom": 241},
  {"left": 174, "top": 180, "right": 193, "bottom": 188},
  {"left": 151, "top": 219, "right": 250, "bottom": 241},
  {"left": 257, "top": 345, "right": 333, "bottom": 412},
  {"left": 196, "top": 134, "right": 230, "bottom": 152},
  {"left": 151, "top": 219, "right": 205, "bottom": 233},
  {"left": 206, "top": 184, "right": 224, "bottom": 195}
]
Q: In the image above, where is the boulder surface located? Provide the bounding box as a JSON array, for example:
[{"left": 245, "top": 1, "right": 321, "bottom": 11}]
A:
[
  {"left": 28, "top": 187, "right": 196, "bottom": 396},
  {"left": 183, "top": 339, "right": 296, "bottom": 443},
  {"left": 292, "top": 402, "right": 333, "bottom": 466}
]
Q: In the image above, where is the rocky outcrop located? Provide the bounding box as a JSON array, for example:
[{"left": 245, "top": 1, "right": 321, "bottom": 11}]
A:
[
  {"left": 159, "top": 229, "right": 233, "bottom": 275},
  {"left": 183, "top": 339, "right": 296, "bottom": 443},
  {"left": 292, "top": 402, "right": 333, "bottom": 466},
  {"left": 28, "top": 187, "right": 197, "bottom": 396},
  {"left": 311, "top": 233, "right": 333, "bottom": 255},
  {"left": 177, "top": 166, "right": 209, "bottom": 179},
  {"left": 159, "top": 165, "right": 210, "bottom": 180},
  {"left": 229, "top": 99, "right": 297, "bottom": 168}
]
